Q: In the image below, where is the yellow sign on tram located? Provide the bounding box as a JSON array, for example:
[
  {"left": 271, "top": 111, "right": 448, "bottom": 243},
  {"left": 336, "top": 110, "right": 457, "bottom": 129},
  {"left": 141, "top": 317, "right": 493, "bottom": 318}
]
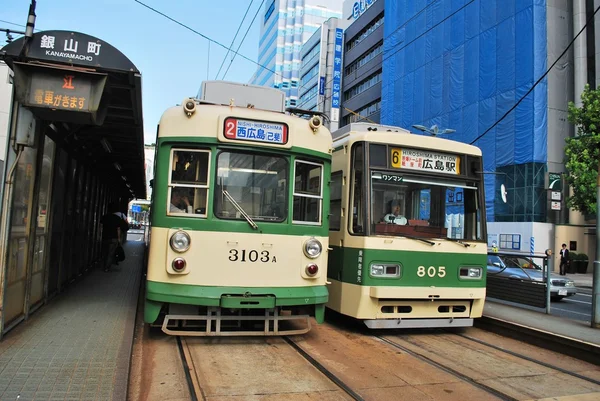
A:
[{"left": 390, "top": 148, "right": 460, "bottom": 175}]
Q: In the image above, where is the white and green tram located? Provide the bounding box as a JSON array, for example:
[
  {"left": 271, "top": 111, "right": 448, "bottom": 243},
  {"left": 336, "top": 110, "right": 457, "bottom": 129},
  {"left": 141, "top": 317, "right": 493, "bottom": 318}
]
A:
[
  {"left": 327, "top": 123, "right": 487, "bottom": 328},
  {"left": 145, "top": 82, "right": 332, "bottom": 335}
]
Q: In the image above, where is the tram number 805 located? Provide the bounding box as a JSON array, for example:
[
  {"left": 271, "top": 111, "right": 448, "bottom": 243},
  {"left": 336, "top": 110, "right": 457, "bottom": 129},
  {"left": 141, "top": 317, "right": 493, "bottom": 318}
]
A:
[{"left": 417, "top": 265, "right": 446, "bottom": 278}]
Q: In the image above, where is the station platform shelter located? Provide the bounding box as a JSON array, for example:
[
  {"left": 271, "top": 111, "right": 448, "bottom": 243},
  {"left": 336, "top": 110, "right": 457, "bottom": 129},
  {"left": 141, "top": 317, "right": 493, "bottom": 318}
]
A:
[{"left": 0, "top": 30, "right": 146, "bottom": 338}]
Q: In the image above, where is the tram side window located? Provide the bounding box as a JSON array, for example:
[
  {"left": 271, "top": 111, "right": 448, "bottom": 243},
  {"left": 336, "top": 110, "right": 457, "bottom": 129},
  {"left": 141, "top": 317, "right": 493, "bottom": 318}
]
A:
[
  {"left": 293, "top": 160, "right": 323, "bottom": 224},
  {"left": 168, "top": 149, "right": 210, "bottom": 216},
  {"left": 350, "top": 144, "right": 364, "bottom": 234},
  {"left": 330, "top": 171, "right": 343, "bottom": 231}
]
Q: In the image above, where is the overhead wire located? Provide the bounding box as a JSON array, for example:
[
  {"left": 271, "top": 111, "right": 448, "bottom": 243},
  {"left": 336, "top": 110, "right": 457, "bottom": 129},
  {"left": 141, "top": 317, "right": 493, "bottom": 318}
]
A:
[
  {"left": 304, "top": 0, "right": 474, "bottom": 124},
  {"left": 214, "top": 0, "right": 255, "bottom": 80},
  {"left": 297, "top": 0, "right": 444, "bottom": 95},
  {"left": 222, "top": 0, "right": 266, "bottom": 80},
  {"left": 470, "top": 4, "right": 600, "bottom": 145},
  {"left": 133, "top": 0, "right": 279, "bottom": 78}
]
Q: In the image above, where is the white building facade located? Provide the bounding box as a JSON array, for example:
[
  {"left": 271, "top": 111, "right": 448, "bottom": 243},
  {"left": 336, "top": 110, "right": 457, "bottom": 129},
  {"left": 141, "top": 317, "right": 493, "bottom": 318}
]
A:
[{"left": 251, "top": 0, "right": 344, "bottom": 107}]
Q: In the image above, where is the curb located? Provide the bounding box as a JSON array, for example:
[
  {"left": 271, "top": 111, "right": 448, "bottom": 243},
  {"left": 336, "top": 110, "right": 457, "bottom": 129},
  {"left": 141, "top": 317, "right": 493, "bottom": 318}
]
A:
[{"left": 476, "top": 316, "right": 600, "bottom": 365}]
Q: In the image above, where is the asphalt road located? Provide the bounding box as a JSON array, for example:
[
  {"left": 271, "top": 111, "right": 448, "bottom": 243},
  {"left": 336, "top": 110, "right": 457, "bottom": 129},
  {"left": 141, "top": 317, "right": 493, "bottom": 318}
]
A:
[{"left": 551, "top": 287, "right": 594, "bottom": 323}]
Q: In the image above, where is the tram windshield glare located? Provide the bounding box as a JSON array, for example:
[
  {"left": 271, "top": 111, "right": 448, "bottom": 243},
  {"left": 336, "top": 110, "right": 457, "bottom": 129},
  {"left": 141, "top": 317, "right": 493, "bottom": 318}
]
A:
[
  {"left": 215, "top": 151, "right": 288, "bottom": 222},
  {"left": 370, "top": 171, "right": 483, "bottom": 241}
]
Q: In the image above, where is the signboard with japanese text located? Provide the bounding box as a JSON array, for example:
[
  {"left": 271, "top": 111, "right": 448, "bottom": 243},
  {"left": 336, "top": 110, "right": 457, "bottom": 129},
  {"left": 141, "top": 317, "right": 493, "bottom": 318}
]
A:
[
  {"left": 13, "top": 62, "right": 107, "bottom": 115},
  {"left": 390, "top": 148, "right": 460, "bottom": 175},
  {"left": 223, "top": 118, "right": 288, "bottom": 145},
  {"left": 319, "top": 77, "right": 325, "bottom": 96},
  {"left": 1, "top": 30, "right": 138, "bottom": 72},
  {"left": 351, "top": 0, "right": 376, "bottom": 19},
  {"left": 551, "top": 201, "right": 561, "bottom": 211},
  {"left": 331, "top": 28, "right": 343, "bottom": 122}
]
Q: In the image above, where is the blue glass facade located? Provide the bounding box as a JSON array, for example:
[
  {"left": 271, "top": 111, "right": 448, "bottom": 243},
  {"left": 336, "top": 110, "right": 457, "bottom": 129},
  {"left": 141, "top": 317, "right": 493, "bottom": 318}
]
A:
[{"left": 381, "top": 0, "right": 548, "bottom": 222}]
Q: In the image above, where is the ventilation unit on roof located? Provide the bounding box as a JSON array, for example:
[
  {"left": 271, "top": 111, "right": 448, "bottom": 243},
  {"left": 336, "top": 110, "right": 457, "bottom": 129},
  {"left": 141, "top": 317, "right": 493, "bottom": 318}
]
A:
[{"left": 198, "top": 81, "right": 286, "bottom": 113}]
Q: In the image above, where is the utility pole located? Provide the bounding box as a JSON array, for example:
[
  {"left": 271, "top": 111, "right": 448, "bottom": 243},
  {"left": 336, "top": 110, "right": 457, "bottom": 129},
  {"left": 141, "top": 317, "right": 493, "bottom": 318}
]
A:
[{"left": 593, "top": 159, "right": 600, "bottom": 328}]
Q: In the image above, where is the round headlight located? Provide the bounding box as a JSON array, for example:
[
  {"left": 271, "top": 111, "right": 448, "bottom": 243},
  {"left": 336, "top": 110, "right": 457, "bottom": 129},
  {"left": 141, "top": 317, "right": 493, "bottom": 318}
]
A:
[
  {"left": 170, "top": 231, "right": 191, "bottom": 253},
  {"left": 303, "top": 238, "right": 322, "bottom": 259}
]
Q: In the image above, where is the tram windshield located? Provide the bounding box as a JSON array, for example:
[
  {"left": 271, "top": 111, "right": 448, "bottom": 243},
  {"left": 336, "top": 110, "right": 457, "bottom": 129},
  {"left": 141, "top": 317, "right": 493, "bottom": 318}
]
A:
[
  {"left": 215, "top": 151, "right": 288, "bottom": 222},
  {"left": 369, "top": 171, "right": 483, "bottom": 240}
]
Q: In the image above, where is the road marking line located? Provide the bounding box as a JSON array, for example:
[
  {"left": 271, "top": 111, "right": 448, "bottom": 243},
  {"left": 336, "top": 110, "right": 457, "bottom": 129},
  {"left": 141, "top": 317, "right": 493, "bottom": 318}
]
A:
[
  {"left": 551, "top": 307, "right": 592, "bottom": 317},
  {"left": 563, "top": 298, "right": 592, "bottom": 305},
  {"left": 577, "top": 293, "right": 592, "bottom": 297}
]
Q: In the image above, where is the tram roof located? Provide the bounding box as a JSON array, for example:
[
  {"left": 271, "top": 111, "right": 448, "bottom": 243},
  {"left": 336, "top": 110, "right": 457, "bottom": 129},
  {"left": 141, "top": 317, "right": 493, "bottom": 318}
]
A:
[
  {"left": 332, "top": 123, "right": 482, "bottom": 156},
  {"left": 157, "top": 102, "right": 333, "bottom": 158},
  {"left": 1, "top": 30, "right": 146, "bottom": 199}
]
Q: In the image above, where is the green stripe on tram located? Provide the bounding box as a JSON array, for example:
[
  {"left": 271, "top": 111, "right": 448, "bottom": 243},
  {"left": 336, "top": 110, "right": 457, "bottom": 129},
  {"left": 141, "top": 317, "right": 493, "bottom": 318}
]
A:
[
  {"left": 328, "top": 245, "right": 487, "bottom": 288},
  {"left": 146, "top": 281, "right": 329, "bottom": 308}
]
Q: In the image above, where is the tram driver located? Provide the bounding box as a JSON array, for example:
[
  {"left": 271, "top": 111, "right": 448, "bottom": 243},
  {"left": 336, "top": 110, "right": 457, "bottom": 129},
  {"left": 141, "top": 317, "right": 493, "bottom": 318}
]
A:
[
  {"left": 382, "top": 200, "right": 407, "bottom": 225},
  {"left": 170, "top": 187, "right": 194, "bottom": 213}
]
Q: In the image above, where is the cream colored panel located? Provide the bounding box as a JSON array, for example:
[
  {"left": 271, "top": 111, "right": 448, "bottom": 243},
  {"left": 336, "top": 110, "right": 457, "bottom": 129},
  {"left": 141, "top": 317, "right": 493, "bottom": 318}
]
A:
[
  {"left": 148, "top": 228, "right": 329, "bottom": 288},
  {"left": 369, "top": 286, "right": 486, "bottom": 299},
  {"left": 343, "top": 235, "right": 487, "bottom": 255}
]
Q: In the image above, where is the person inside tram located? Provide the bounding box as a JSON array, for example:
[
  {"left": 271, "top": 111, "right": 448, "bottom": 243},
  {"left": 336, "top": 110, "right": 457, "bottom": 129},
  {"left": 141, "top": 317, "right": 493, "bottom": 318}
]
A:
[
  {"left": 170, "top": 187, "right": 193, "bottom": 213},
  {"left": 382, "top": 200, "right": 407, "bottom": 225}
]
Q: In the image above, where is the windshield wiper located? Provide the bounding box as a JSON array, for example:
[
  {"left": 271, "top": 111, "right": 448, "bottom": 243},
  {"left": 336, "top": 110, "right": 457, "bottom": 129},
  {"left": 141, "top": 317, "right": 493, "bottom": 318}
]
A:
[
  {"left": 222, "top": 190, "right": 258, "bottom": 230},
  {"left": 396, "top": 233, "right": 436, "bottom": 246},
  {"left": 447, "top": 239, "right": 471, "bottom": 248}
]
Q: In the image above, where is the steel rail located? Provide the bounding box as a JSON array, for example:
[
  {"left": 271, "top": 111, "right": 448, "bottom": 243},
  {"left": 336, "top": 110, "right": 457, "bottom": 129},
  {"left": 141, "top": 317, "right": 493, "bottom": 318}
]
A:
[
  {"left": 377, "top": 335, "right": 518, "bottom": 401},
  {"left": 283, "top": 337, "right": 366, "bottom": 401}
]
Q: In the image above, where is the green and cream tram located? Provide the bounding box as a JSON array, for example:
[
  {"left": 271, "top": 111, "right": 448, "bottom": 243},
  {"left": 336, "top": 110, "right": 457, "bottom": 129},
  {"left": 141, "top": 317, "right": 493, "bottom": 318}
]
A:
[
  {"left": 327, "top": 123, "right": 487, "bottom": 328},
  {"left": 145, "top": 81, "right": 332, "bottom": 335}
]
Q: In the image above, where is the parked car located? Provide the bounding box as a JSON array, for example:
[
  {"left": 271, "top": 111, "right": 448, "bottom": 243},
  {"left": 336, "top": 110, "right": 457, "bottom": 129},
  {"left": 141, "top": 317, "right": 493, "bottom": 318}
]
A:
[{"left": 487, "top": 255, "right": 576, "bottom": 300}]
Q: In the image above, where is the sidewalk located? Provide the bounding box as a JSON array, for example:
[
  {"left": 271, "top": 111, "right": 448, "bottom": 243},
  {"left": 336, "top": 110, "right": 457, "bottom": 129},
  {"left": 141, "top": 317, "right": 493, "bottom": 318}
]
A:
[{"left": 0, "top": 240, "right": 144, "bottom": 401}]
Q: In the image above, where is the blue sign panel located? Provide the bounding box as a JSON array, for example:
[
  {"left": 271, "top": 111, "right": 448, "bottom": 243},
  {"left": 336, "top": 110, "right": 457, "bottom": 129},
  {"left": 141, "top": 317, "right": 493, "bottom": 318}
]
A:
[
  {"left": 332, "top": 28, "right": 343, "bottom": 110},
  {"left": 132, "top": 205, "right": 142, "bottom": 213},
  {"left": 319, "top": 76, "right": 325, "bottom": 95},
  {"left": 352, "top": 0, "right": 375, "bottom": 20}
]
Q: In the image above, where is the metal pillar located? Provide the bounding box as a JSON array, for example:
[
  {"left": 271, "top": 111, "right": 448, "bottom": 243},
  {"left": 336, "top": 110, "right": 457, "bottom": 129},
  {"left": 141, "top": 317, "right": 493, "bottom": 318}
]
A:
[{"left": 593, "top": 162, "right": 600, "bottom": 328}]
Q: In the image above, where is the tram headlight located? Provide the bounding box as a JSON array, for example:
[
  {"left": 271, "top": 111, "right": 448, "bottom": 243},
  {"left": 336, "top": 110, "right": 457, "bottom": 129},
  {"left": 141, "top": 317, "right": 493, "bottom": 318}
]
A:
[
  {"left": 370, "top": 263, "right": 401, "bottom": 278},
  {"left": 459, "top": 267, "right": 482, "bottom": 279},
  {"left": 303, "top": 238, "right": 322, "bottom": 259},
  {"left": 170, "top": 231, "right": 191, "bottom": 253}
]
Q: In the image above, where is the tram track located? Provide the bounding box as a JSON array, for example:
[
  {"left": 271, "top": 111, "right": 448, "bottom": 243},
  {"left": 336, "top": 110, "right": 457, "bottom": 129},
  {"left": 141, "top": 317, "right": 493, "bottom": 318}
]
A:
[
  {"left": 452, "top": 331, "right": 600, "bottom": 387},
  {"left": 283, "top": 336, "right": 365, "bottom": 401},
  {"left": 376, "top": 335, "right": 518, "bottom": 401},
  {"left": 175, "top": 334, "right": 362, "bottom": 401}
]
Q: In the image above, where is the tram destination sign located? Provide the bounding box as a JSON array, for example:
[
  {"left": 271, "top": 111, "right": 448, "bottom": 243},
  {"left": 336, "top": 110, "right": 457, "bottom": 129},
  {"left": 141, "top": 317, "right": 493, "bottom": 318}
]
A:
[
  {"left": 223, "top": 117, "right": 288, "bottom": 145},
  {"left": 390, "top": 148, "right": 460, "bottom": 175}
]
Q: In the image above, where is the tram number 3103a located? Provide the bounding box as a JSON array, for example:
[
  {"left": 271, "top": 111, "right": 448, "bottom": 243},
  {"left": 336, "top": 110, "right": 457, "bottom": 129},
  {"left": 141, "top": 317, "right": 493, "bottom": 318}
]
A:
[
  {"left": 229, "top": 249, "right": 277, "bottom": 263},
  {"left": 417, "top": 265, "right": 446, "bottom": 278}
]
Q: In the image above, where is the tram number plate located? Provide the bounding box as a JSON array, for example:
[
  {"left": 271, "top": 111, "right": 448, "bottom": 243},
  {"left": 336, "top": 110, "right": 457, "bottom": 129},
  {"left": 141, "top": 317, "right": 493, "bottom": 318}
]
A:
[
  {"left": 558, "top": 289, "right": 567, "bottom": 296},
  {"left": 229, "top": 249, "right": 276, "bottom": 263}
]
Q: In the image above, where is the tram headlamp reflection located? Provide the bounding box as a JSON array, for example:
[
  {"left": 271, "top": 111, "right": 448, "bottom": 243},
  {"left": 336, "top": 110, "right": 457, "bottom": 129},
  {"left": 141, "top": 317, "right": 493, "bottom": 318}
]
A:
[
  {"left": 370, "top": 264, "right": 401, "bottom": 278},
  {"left": 303, "top": 238, "right": 322, "bottom": 259},
  {"left": 170, "top": 231, "right": 191, "bottom": 253},
  {"left": 459, "top": 267, "right": 482, "bottom": 279}
]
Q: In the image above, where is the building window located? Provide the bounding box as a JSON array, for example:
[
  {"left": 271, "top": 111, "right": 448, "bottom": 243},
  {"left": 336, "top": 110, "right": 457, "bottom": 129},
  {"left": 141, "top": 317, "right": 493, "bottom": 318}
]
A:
[
  {"left": 264, "top": 0, "right": 276, "bottom": 25},
  {"left": 343, "top": 100, "right": 381, "bottom": 125},
  {"left": 291, "top": 80, "right": 298, "bottom": 88},
  {"left": 499, "top": 234, "right": 521, "bottom": 250},
  {"left": 299, "top": 84, "right": 318, "bottom": 105},
  {"left": 344, "top": 70, "right": 382, "bottom": 101},
  {"left": 302, "top": 42, "right": 321, "bottom": 65},
  {"left": 346, "top": 14, "right": 384, "bottom": 52},
  {"left": 300, "top": 63, "right": 320, "bottom": 88},
  {"left": 345, "top": 42, "right": 382, "bottom": 76},
  {"left": 289, "top": 99, "right": 297, "bottom": 106}
]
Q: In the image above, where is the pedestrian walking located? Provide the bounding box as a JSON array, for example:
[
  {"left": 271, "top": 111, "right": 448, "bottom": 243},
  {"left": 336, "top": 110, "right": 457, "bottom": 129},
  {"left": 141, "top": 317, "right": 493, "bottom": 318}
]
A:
[
  {"left": 101, "top": 203, "right": 128, "bottom": 272},
  {"left": 559, "top": 243, "right": 569, "bottom": 275}
]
